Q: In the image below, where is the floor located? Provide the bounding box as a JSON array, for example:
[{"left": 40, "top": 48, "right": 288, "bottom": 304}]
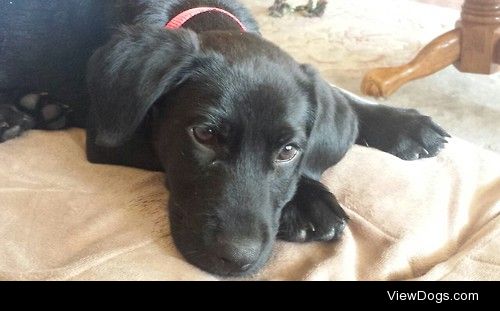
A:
[
  {"left": 416, "top": 0, "right": 463, "bottom": 9},
  {"left": 241, "top": 0, "right": 500, "bottom": 153}
]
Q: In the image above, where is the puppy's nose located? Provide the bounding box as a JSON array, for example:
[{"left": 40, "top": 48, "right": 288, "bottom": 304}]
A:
[{"left": 215, "top": 235, "right": 262, "bottom": 272}]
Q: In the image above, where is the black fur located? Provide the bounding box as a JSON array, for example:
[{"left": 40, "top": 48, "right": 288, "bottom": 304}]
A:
[{"left": 0, "top": 0, "right": 449, "bottom": 277}]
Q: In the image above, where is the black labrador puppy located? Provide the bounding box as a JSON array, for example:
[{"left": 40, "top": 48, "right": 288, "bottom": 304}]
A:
[{"left": 0, "top": 0, "right": 449, "bottom": 276}]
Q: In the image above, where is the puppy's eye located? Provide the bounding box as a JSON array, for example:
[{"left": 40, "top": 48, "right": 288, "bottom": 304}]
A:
[
  {"left": 192, "top": 126, "right": 217, "bottom": 145},
  {"left": 276, "top": 145, "right": 299, "bottom": 163}
]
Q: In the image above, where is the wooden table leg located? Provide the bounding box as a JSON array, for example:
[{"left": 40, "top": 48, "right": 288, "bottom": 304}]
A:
[
  {"left": 361, "top": 30, "right": 461, "bottom": 97},
  {"left": 456, "top": 0, "right": 500, "bottom": 73},
  {"left": 361, "top": 0, "right": 500, "bottom": 98}
]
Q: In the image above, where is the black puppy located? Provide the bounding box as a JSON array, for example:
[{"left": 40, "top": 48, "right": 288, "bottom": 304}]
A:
[{"left": 0, "top": 0, "right": 449, "bottom": 276}]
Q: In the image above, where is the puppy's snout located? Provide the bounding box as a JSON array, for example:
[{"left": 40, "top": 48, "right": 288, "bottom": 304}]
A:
[{"left": 214, "top": 234, "right": 262, "bottom": 272}]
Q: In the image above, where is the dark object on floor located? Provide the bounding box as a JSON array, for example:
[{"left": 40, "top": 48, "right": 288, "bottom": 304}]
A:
[
  {"left": 269, "top": 0, "right": 328, "bottom": 18},
  {"left": 295, "top": 0, "right": 328, "bottom": 17},
  {"left": 268, "top": 0, "right": 292, "bottom": 17}
]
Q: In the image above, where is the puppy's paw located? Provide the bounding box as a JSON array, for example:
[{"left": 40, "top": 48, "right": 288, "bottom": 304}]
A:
[
  {"left": 387, "top": 110, "right": 450, "bottom": 161},
  {"left": 278, "top": 177, "right": 348, "bottom": 242},
  {"left": 17, "top": 93, "right": 70, "bottom": 130},
  {"left": 0, "top": 104, "right": 35, "bottom": 142},
  {"left": 360, "top": 107, "right": 451, "bottom": 161}
]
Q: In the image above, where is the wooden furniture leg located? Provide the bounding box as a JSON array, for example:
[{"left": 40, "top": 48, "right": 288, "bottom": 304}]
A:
[
  {"left": 361, "top": 30, "right": 461, "bottom": 97},
  {"left": 361, "top": 0, "right": 500, "bottom": 98},
  {"left": 457, "top": 0, "right": 500, "bottom": 73}
]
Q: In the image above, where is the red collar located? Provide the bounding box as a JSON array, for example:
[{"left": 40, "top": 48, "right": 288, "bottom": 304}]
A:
[{"left": 165, "top": 7, "right": 247, "bottom": 32}]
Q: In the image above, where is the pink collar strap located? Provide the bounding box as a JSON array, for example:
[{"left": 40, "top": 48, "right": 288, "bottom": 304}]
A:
[{"left": 165, "top": 7, "right": 247, "bottom": 32}]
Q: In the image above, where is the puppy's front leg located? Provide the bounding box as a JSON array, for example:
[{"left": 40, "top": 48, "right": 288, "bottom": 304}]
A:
[
  {"left": 278, "top": 176, "right": 348, "bottom": 242},
  {"left": 331, "top": 86, "right": 450, "bottom": 160},
  {"left": 86, "top": 124, "right": 163, "bottom": 172}
]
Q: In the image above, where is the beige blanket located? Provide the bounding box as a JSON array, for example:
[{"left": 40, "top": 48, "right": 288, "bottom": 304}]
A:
[{"left": 0, "top": 129, "right": 498, "bottom": 280}]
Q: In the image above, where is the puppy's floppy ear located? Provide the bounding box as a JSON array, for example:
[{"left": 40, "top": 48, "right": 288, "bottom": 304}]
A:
[
  {"left": 300, "top": 64, "right": 359, "bottom": 178},
  {"left": 87, "top": 25, "right": 200, "bottom": 147}
]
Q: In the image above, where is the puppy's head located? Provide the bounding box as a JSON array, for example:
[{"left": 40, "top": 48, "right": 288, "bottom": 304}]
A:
[{"left": 87, "top": 27, "right": 354, "bottom": 276}]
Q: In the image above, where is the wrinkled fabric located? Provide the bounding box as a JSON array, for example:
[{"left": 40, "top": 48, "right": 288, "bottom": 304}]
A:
[{"left": 0, "top": 129, "right": 497, "bottom": 280}]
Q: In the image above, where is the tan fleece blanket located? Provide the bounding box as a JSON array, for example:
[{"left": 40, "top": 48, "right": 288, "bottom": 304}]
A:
[{"left": 0, "top": 129, "right": 498, "bottom": 280}]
